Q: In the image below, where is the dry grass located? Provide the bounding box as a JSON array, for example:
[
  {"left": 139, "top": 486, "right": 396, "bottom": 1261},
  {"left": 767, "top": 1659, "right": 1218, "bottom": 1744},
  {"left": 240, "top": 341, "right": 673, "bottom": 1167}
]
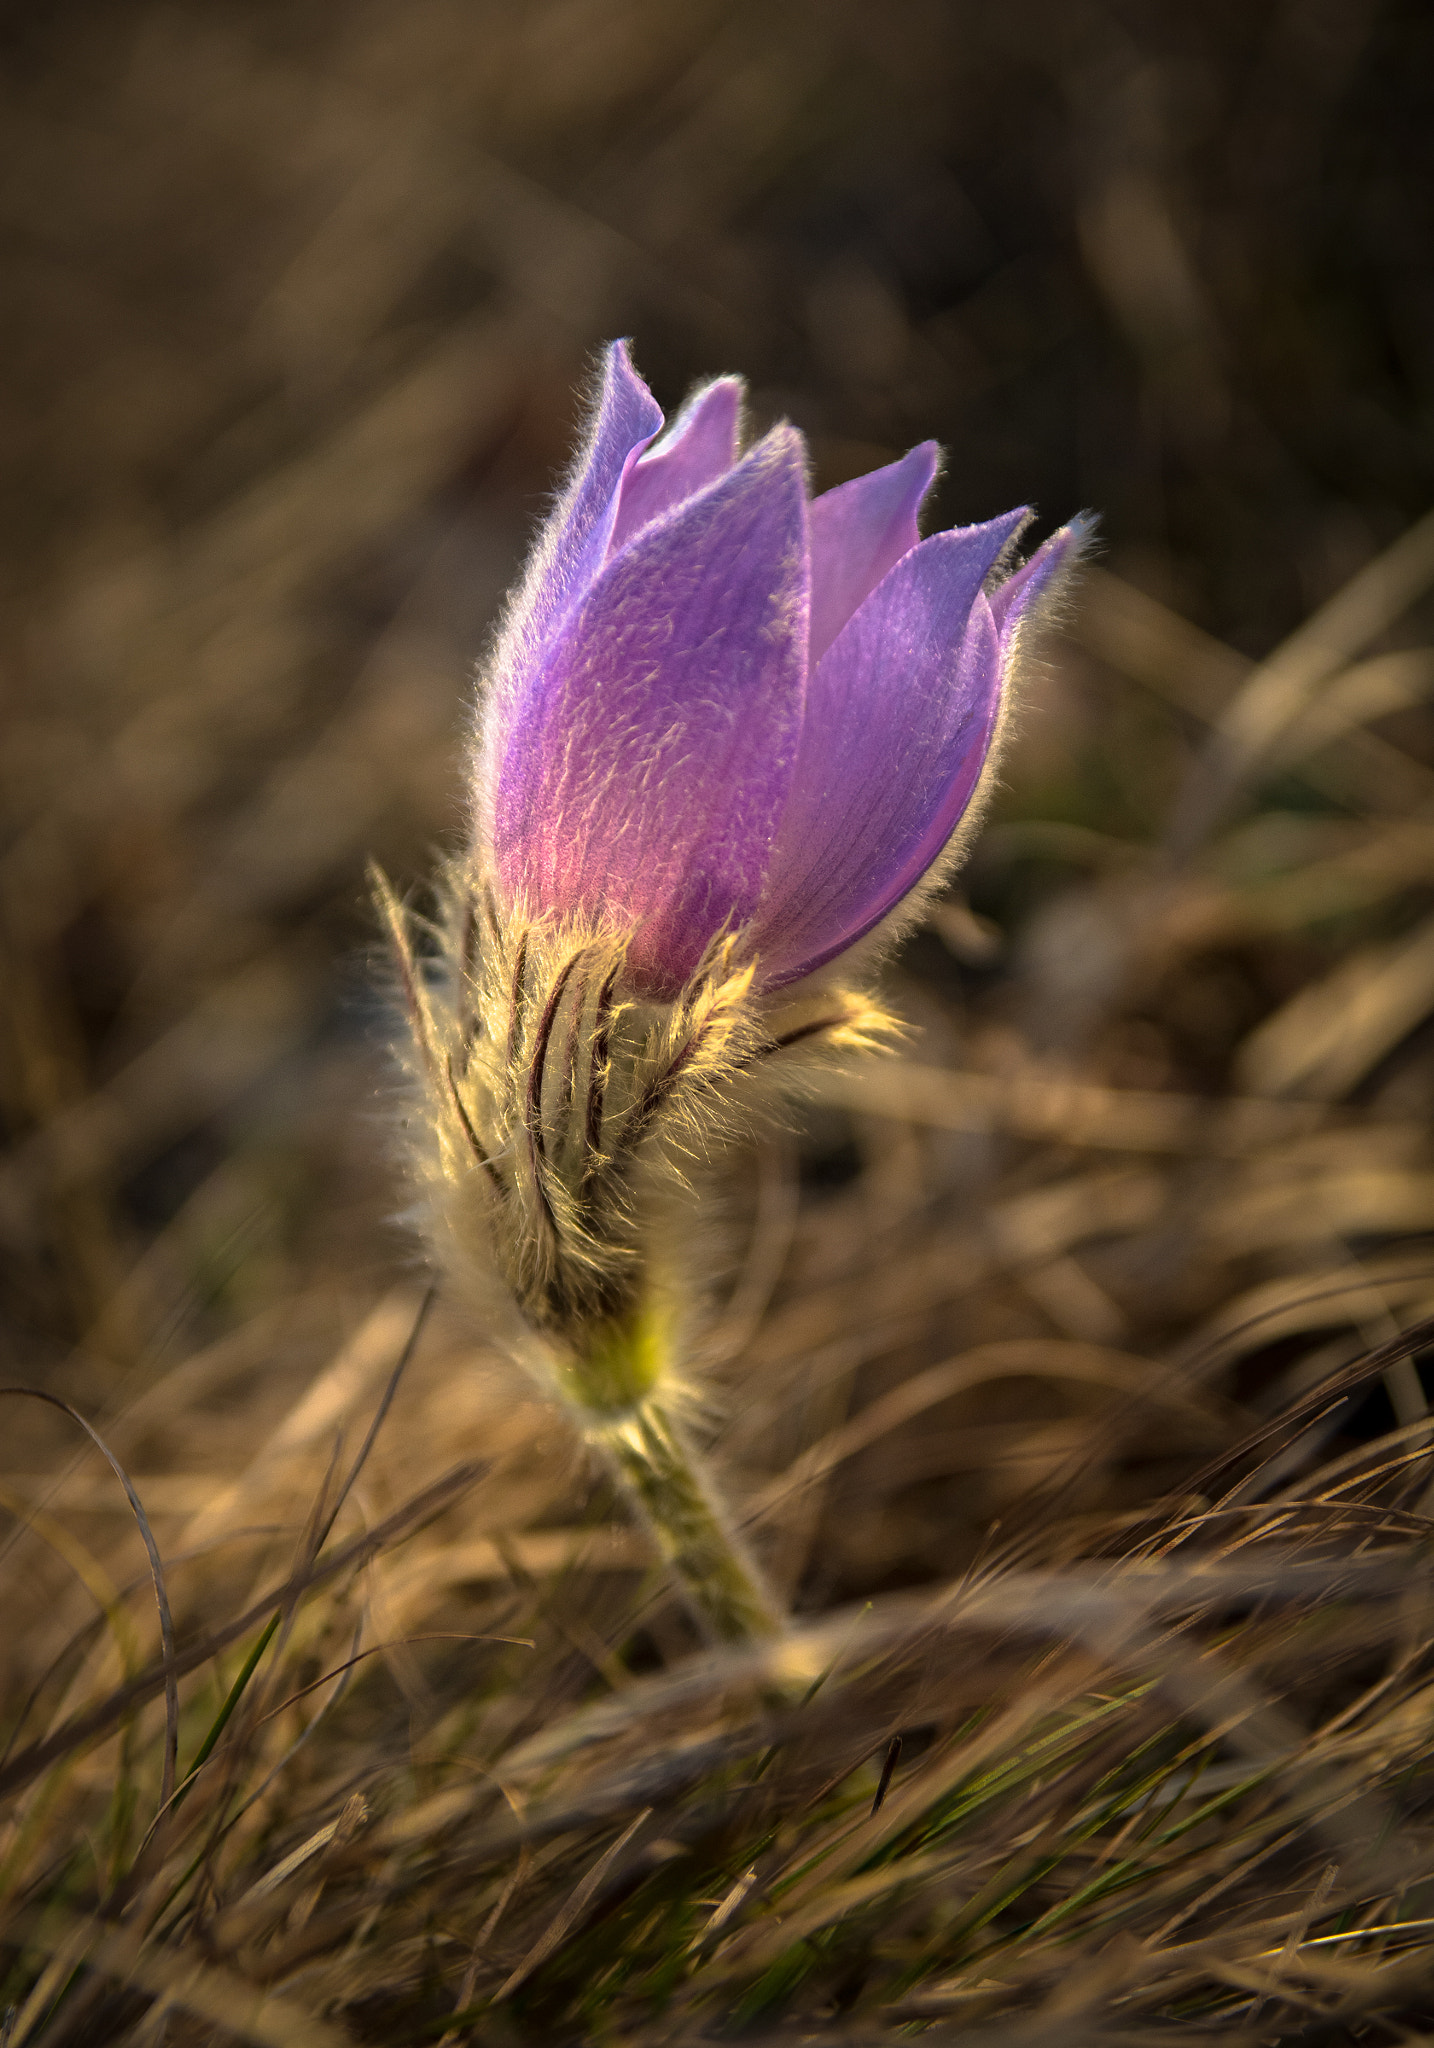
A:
[{"left": 3, "top": 1, "right": 1434, "bottom": 2040}]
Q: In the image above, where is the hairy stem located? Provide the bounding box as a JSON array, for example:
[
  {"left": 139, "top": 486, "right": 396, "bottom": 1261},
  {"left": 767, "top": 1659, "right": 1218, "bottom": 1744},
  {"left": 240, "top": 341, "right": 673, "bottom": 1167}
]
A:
[{"left": 577, "top": 1349, "right": 782, "bottom": 1645}]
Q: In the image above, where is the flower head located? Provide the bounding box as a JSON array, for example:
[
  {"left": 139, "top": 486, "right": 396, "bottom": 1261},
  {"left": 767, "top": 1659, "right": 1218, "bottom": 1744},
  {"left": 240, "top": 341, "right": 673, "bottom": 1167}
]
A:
[
  {"left": 382, "top": 341, "right": 1085, "bottom": 1360},
  {"left": 476, "top": 339, "right": 1085, "bottom": 998}
]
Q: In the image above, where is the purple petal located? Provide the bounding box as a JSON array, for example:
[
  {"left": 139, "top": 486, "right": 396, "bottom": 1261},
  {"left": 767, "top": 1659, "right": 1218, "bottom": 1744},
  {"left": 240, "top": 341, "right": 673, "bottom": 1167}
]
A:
[
  {"left": 753, "top": 511, "right": 1028, "bottom": 985},
  {"left": 989, "top": 514, "right": 1093, "bottom": 649},
  {"left": 807, "top": 441, "right": 940, "bottom": 666},
  {"left": 526, "top": 339, "right": 666, "bottom": 639},
  {"left": 473, "top": 341, "right": 663, "bottom": 848},
  {"left": 608, "top": 376, "right": 743, "bottom": 554},
  {"left": 493, "top": 425, "right": 811, "bottom": 995}
]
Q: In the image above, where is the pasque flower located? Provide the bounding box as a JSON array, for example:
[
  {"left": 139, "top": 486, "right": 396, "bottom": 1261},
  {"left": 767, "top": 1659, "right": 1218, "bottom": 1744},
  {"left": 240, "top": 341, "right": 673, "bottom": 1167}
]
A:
[
  {"left": 476, "top": 339, "right": 1084, "bottom": 998},
  {"left": 380, "top": 341, "right": 1085, "bottom": 1641}
]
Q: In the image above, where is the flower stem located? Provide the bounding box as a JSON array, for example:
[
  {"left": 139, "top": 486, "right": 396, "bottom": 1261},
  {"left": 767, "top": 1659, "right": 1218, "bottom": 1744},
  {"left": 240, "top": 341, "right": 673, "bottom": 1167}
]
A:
[{"left": 588, "top": 1397, "right": 783, "bottom": 1645}]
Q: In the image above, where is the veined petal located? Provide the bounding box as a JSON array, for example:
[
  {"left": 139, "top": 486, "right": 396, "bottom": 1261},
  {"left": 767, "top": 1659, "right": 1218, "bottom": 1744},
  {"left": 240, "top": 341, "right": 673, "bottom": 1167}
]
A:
[
  {"left": 493, "top": 425, "right": 811, "bottom": 995},
  {"left": 808, "top": 441, "right": 940, "bottom": 665},
  {"left": 754, "top": 511, "right": 1026, "bottom": 985},
  {"left": 608, "top": 376, "right": 743, "bottom": 554},
  {"left": 988, "top": 515, "right": 1093, "bottom": 648},
  {"left": 473, "top": 342, "right": 663, "bottom": 845},
  {"left": 533, "top": 338, "right": 666, "bottom": 631}
]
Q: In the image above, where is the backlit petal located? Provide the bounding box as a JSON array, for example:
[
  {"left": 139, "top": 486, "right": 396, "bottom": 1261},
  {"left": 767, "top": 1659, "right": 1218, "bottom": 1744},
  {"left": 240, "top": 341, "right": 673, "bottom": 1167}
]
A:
[
  {"left": 532, "top": 339, "right": 666, "bottom": 632},
  {"left": 807, "top": 441, "right": 940, "bottom": 665},
  {"left": 473, "top": 342, "right": 662, "bottom": 844},
  {"left": 608, "top": 376, "right": 743, "bottom": 553},
  {"left": 988, "top": 515, "right": 1092, "bottom": 648},
  {"left": 754, "top": 511, "right": 1026, "bottom": 984},
  {"left": 494, "top": 426, "right": 811, "bottom": 994}
]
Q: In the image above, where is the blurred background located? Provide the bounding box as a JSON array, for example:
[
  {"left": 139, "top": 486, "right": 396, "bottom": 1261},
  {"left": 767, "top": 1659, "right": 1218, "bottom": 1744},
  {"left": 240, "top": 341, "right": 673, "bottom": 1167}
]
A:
[{"left": 3, "top": 0, "right": 1434, "bottom": 1599}]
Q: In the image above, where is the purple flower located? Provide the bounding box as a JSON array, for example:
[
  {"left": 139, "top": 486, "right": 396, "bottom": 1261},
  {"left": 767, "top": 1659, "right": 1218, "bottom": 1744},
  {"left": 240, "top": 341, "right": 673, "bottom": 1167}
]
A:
[{"left": 475, "top": 341, "right": 1084, "bottom": 998}]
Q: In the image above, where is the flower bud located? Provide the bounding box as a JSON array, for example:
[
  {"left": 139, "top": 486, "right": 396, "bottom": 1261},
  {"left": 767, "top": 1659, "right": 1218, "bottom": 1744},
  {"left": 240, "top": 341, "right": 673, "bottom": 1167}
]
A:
[{"left": 382, "top": 341, "right": 1085, "bottom": 1378}]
